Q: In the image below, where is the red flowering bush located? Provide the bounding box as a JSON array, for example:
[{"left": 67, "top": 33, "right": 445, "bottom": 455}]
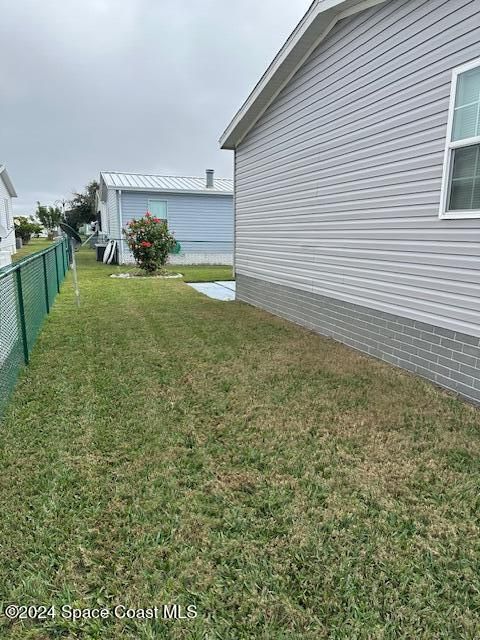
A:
[{"left": 123, "top": 211, "right": 176, "bottom": 274}]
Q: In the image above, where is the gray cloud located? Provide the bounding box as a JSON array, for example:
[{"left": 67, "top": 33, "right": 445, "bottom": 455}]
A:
[{"left": 0, "top": 0, "right": 310, "bottom": 214}]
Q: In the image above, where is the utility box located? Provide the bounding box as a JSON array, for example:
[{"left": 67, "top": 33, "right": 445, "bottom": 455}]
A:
[
  {"left": 95, "top": 243, "right": 119, "bottom": 265},
  {"left": 95, "top": 243, "right": 107, "bottom": 262}
]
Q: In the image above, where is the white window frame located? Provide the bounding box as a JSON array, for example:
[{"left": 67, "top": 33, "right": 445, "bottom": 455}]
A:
[
  {"left": 147, "top": 199, "right": 168, "bottom": 222},
  {"left": 439, "top": 57, "right": 480, "bottom": 220}
]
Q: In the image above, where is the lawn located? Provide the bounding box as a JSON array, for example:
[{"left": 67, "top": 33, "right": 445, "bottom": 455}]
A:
[
  {"left": 176, "top": 264, "right": 233, "bottom": 282},
  {"left": 12, "top": 237, "right": 54, "bottom": 261},
  {"left": 109, "top": 262, "right": 234, "bottom": 283},
  {"left": 1, "top": 250, "right": 479, "bottom": 639}
]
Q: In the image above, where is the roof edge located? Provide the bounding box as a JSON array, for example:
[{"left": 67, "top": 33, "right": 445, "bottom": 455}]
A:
[
  {"left": 104, "top": 186, "right": 233, "bottom": 196},
  {"left": 98, "top": 172, "right": 233, "bottom": 199},
  {"left": 100, "top": 170, "right": 233, "bottom": 183},
  {"left": 0, "top": 165, "right": 18, "bottom": 197},
  {"left": 220, "top": 0, "right": 387, "bottom": 150}
]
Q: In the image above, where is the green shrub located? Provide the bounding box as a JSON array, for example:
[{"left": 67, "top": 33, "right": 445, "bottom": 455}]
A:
[{"left": 124, "top": 212, "right": 176, "bottom": 274}]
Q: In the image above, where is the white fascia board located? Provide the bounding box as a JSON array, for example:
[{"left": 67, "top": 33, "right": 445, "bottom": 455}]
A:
[
  {"left": 107, "top": 186, "right": 233, "bottom": 196},
  {"left": 99, "top": 173, "right": 109, "bottom": 202},
  {"left": 220, "top": 0, "right": 388, "bottom": 150},
  {"left": 0, "top": 165, "right": 18, "bottom": 198}
]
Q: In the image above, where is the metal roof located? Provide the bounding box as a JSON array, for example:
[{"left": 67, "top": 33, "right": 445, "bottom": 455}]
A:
[
  {"left": 100, "top": 171, "right": 233, "bottom": 195},
  {"left": 220, "top": 0, "right": 388, "bottom": 149},
  {"left": 0, "top": 165, "right": 17, "bottom": 197}
]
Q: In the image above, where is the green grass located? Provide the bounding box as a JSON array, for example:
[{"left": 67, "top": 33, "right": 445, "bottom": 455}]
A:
[
  {"left": 176, "top": 264, "right": 233, "bottom": 282},
  {"left": 1, "top": 250, "right": 479, "bottom": 639},
  {"left": 13, "top": 238, "right": 54, "bottom": 261},
  {"left": 108, "top": 262, "right": 234, "bottom": 283}
]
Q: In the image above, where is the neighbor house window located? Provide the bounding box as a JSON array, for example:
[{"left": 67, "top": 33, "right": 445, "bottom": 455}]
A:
[
  {"left": 147, "top": 199, "right": 167, "bottom": 222},
  {"left": 440, "top": 58, "right": 480, "bottom": 218}
]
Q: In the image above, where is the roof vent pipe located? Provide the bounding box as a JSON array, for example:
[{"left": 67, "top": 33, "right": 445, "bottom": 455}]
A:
[{"left": 206, "top": 169, "right": 214, "bottom": 188}]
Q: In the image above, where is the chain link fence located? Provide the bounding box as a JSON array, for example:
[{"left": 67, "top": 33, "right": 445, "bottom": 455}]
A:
[{"left": 0, "top": 238, "right": 70, "bottom": 417}]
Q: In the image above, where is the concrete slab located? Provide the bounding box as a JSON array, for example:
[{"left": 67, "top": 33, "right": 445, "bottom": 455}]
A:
[
  {"left": 215, "top": 280, "right": 236, "bottom": 291},
  {"left": 185, "top": 281, "right": 236, "bottom": 301}
]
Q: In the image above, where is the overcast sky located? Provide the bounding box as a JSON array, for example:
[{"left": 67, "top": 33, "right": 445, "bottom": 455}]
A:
[{"left": 0, "top": 0, "right": 311, "bottom": 214}]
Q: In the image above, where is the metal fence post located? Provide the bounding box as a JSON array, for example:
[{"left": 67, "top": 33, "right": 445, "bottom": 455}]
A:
[
  {"left": 15, "top": 266, "right": 29, "bottom": 365},
  {"left": 42, "top": 253, "right": 50, "bottom": 313},
  {"left": 54, "top": 244, "right": 60, "bottom": 293},
  {"left": 61, "top": 240, "right": 66, "bottom": 276},
  {"left": 0, "top": 241, "right": 73, "bottom": 417}
]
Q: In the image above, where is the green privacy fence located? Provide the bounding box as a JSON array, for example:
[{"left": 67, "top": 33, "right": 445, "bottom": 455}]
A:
[{"left": 0, "top": 238, "right": 70, "bottom": 417}]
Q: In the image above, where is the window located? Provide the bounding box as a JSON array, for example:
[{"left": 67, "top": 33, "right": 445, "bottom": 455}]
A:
[
  {"left": 440, "top": 58, "right": 480, "bottom": 218},
  {"left": 147, "top": 199, "right": 168, "bottom": 222}
]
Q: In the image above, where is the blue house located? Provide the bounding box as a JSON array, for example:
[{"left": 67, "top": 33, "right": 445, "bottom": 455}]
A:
[{"left": 98, "top": 169, "right": 233, "bottom": 264}]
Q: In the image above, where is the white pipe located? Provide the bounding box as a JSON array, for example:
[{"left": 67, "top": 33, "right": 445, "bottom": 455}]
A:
[
  {"left": 117, "top": 189, "right": 123, "bottom": 264},
  {"left": 70, "top": 240, "right": 81, "bottom": 307}
]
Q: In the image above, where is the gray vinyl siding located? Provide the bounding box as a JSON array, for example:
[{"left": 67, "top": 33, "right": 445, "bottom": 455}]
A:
[
  {"left": 106, "top": 189, "right": 119, "bottom": 242},
  {"left": 235, "top": 0, "right": 480, "bottom": 338},
  {"left": 120, "top": 190, "right": 233, "bottom": 255},
  {"left": 237, "top": 274, "right": 480, "bottom": 404}
]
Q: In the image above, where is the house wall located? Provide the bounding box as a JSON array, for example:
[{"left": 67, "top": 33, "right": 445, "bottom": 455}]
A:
[
  {"left": 95, "top": 191, "right": 108, "bottom": 234},
  {"left": 119, "top": 190, "right": 233, "bottom": 264},
  {"left": 105, "top": 188, "right": 119, "bottom": 257},
  {"left": 0, "top": 174, "right": 16, "bottom": 258},
  {"left": 99, "top": 201, "right": 107, "bottom": 234},
  {"left": 234, "top": 0, "right": 480, "bottom": 401}
]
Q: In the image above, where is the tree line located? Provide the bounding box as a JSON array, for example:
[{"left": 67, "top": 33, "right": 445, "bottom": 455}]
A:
[{"left": 15, "top": 180, "right": 99, "bottom": 244}]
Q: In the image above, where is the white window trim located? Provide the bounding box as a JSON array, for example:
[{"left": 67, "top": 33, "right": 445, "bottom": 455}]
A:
[
  {"left": 439, "top": 57, "right": 480, "bottom": 220},
  {"left": 147, "top": 199, "right": 168, "bottom": 221}
]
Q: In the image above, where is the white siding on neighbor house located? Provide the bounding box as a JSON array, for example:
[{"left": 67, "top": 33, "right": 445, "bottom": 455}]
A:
[
  {"left": 106, "top": 188, "right": 119, "bottom": 240},
  {"left": 235, "top": 0, "right": 480, "bottom": 338},
  {"left": 95, "top": 192, "right": 108, "bottom": 234},
  {"left": 0, "top": 174, "right": 15, "bottom": 256},
  {"left": 99, "top": 201, "right": 108, "bottom": 234},
  {"left": 120, "top": 190, "right": 233, "bottom": 256}
]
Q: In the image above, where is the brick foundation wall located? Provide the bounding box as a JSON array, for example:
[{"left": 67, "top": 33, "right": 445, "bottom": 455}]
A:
[{"left": 237, "top": 274, "right": 480, "bottom": 404}]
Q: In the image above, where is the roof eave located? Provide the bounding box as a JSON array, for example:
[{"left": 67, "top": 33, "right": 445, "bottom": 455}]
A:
[
  {"left": 103, "top": 185, "right": 233, "bottom": 196},
  {"left": 99, "top": 173, "right": 109, "bottom": 201},
  {"left": 220, "top": 0, "right": 387, "bottom": 150},
  {"left": 99, "top": 171, "right": 233, "bottom": 196},
  {"left": 0, "top": 165, "right": 18, "bottom": 197}
]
